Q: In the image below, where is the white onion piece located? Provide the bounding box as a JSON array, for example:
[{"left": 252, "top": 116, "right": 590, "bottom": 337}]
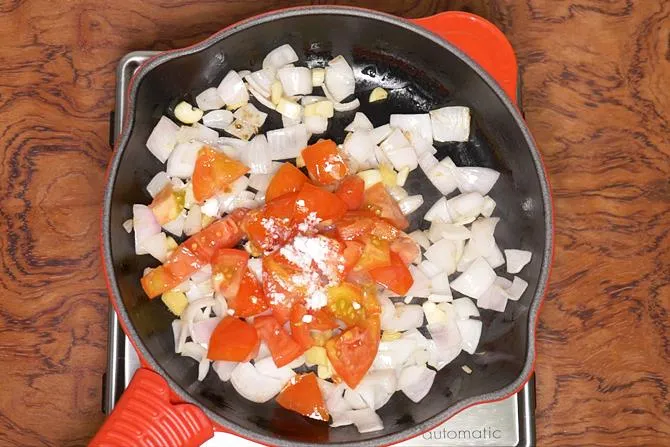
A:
[
  {"left": 451, "top": 257, "right": 497, "bottom": 299},
  {"left": 333, "top": 97, "right": 360, "bottom": 112},
  {"left": 425, "top": 239, "right": 459, "bottom": 275},
  {"left": 386, "top": 185, "right": 408, "bottom": 202},
  {"left": 175, "top": 123, "right": 218, "bottom": 144},
  {"left": 230, "top": 362, "right": 284, "bottom": 403},
  {"left": 146, "top": 116, "right": 179, "bottom": 163},
  {"left": 372, "top": 339, "right": 417, "bottom": 370},
  {"left": 390, "top": 113, "right": 432, "bottom": 141},
  {"left": 162, "top": 210, "right": 185, "bottom": 237},
  {"left": 213, "top": 292, "right": 228, "bottom": 317},
  {"left": 343, "top": 131, "right": 376, "bottom": 164},
  {"left": 262, "top": 44, "right": 299, "bottom": 71},
  {"left": 424, "top": 197, "right": 451, "bottom": 223},
  {"left": 181, "top": 342, "right": 206, "bottom": 362},
  {"left": 242, "top": 134, "right": 272, "bottom": 174},
  {"left": 277, "top": 66, "right": 312, "bottom": 96},
  {"left": 430, "top": 271, "right": 451, "bottom": 295},
  {"left": 427, "top": 322, "right": 462, "bottom": 369},
  {"left": 217, "top": 136, "right": 248, "bottom": 151},
  {"left": 344, "top": 388, "right": 368, "bottom": 410},
  {"left": 418, "top": 259, "right": 443, "bottom": 279},
  {"left": 505, "top": 276, "right": 529, "bottom": 301},
  {"left": 354, "top": 370, "right": 396, "bottom": 410},
  {"left": 383, "top": 144, "right": 418, "bottom": 172},
  {"left": 145, "top": 172, "right": 171, "bottom": 199},
  {"left": 381, "top": 303, "right": 424, "bottom": 331},
  {"left": 254, "top": 357, "right": 295, "bottom": 386},
  {"left": 370, "top": 124, "right": 392, "bottom": 145},
  {"left": 248, "top": 173, "right": 272, "bottom": 192},
  {"left": 171, "top": 319, "right": 182, "bottom": 352},
  {"left": 133, "top": 205, "right": 161, "bottom": 255},
  {"left": 196, "top": 87, "right": 225, "bottom": 111},
  {"left": 406, "top": 265, "right": 431, "bottom": 297},
  {"left": 456, "top": 319, "right": 482, "bottom": 354},
  {"left": 326, "top": 384, "right": 353, "bottom": 419},
  {"left": 317, "top": 378, "right": 337, "bottom": 401},
  {"left": 505, "top": 249, "right": 532, "bottom": 274},
  {"left": 183, "top": 204, "right": 202, "bottom": 236},
  {"left": 452, "top": 297, "right": 480, "bottom": 320},
  {"left": 447, "top": 192, "right": 486, "bottom": 223},
  {"left": 245, "top": 69, "right": 275, "bottom": 97},
  {"left": 481, "top": 195, "right": 496, "bottom": 217},
  {"left": 477, "top": 283, "right": 508, "bottom": 312},
  {"left": 422, "top": 302, "right": 451, "bottom": 326},
  {"left": 301, "top": 95, "right": 327, "bottom": 105},
  {"left": 304, "top": 115, "right": 328, "bottom": 134},
  {"left": 398, "top": 195, "right": 423, "bottom": 215},
  {"left": 213, "top": 360, "right": 237, "bottom": 382},
  {"left": 267, "top": 124, "right": 310, "bottom": 160},
  {"left": 141, "top": 232, "right": 168, "bottom": 263},
  {"left": 409, "top": 135, "right": 437, "bottom": 156},
  {"left": 217, "top": 71, "right": 249, "bottom": 108},
  {"left": 345, "top": 112, "right": 374, "bottom": 132},
  {"left": 248, "top": 85, "right": 276, "bottom": 111},
  {"left": 425, "top": 162, "right": 459, "bottom": 195},
  {"left": 485, "top": 243, "right": 505, "bottom": 269},
  {"left": 189, "top": 317, "right": 221, "bottom": 345},
  {"left": 166, "top": 141, "right": 202, "bottom": 179},
  {"left": 398, "top": 365, "right": 436, "bottom": 403},
  {"left": 201, "top": 197, "right": 219, "bottom": 217},
  {"left": 457, "top": 167, "right": 500, "bottom": 195},
  {"left": 417, "top": 151, "right": 439, "bottom": 173},
  {"left": 346, "top": 409, "right": 384, "bottom": 434},
  {"left": 325, "top": 55, "right": 355, "bottom": 102},
  {"left": 409, "top": 230, "right": 431, "bottom": 250},
  {"left": 122, "top": 219, "right": 133, "bottom": 233},
  {"left": 430, "top": 106, "right": 471, "bottom": 142},
  {"left": 234, "top": 103, "right": 268, "bottom": 129},
  {"left": 282, "top": 114, "right": 301, "bottom": 128}
]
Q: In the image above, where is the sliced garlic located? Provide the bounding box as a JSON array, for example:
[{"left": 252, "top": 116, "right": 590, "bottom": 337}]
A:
[
  {"left": 311, "top": 68, "right": 325, "bottom": 87},
  {"left": 369, "top": 87, "right": 388, "bottom": 103},
  {"left": 174, "top": 101, "right": 203, "bottom": 124}
]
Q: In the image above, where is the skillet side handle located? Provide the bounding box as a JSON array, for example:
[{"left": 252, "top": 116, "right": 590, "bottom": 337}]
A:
[
  {"left": 90, "top": 368, "right": 214, "bottom": 447},
  {"left": 411, "top": 11, "right": 518, "bottom": 104}
]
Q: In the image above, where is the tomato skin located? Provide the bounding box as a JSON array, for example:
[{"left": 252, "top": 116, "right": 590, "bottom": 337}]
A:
[
  {"left": 296, "top": 183, "right": 348, "bottom": 222},
  {"left": 192, "top": 146, "right": 249, "bottom": 202},
  {"left": 228, "top": 270, "right": 269, "bottom": 317},
  {"left": 211, "top": 248, "right": 249, "bottom": 299},
  {"left": 207, "top": 317, "right": 259, "bottom": 362},
  {"left": 326, "top": 316, "right": 380, "bottom": 388},
  {"left": 335, "top": 175, "right": 365, "bottom": 210},
  {"left": 334, "top": 213, "right": 375, "bottom": 241},
  {"left": 276, "top": 373, "right": 329, "bottom": 421},
  {"left": 266, "top": 163, "right": 309, "bottom": 202},
  {"left": 341, "top": 241, "right": 364, "bottom": 275},
  {"left": 140, "top": 265, "right": 181, "bottom": 299},
  {"left": 390, "top": 232, "right": 421, "bottom": 265},
  {"left": 355, "top": 236, "right": 392, "bottom": 272},
  {"left": 369, "top": 252, "right": 414, "bottom": 295},
  {"left": 163, "top": 246, "right": 203, "bottom": 280},
  {"left": 302, "top": 140, "right": 349, "bottom": 185},
  {"left": 185, "top": 212, "right": 246, "bottom": 261},
  {"left": 243, "top": 193, "right": 298, "bottom": 253},
  {"left": 149, "top": 184, "right": 184, "bottom": 225},
  {"left": 364, "top": 183, "right": 409, "bottom": 230},
  {"left": 254, "top": 315, "right": 305, "bottom": 367},
  {"left": 290, "top": 303, "right": 338, "bottom": 349},
  {"left": 262, "top": 252, "right": 304, "bottom": 324}
]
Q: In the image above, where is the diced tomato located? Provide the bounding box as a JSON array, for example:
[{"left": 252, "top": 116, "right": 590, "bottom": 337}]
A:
[
  {"left": 243, "top": 193, "right": 298, "bottom": 253},
  {"left": 370, "top": 219, "right": 402, "bottom": 241},
  {"left": 334, "top": 175, "right": 365, "bottom": 210},
  {"left": 326, "top": 282, "right": 367, "bottom": 326},
  {"left": 364, "top": 183, "right": 409, "bottom": 230},
  {"left": 262, "top": 252, "right": 305, "bottom": 324},
  {"left": 140, "top": 265, "right": 181, "bottom": 299},
  {"left": 341, "top": 241, "right": 363, "bottom": 275},
  {"left": 369, "top": 252, "right": 414, "bottom": 295},
  {"left": 207, "top": 317, "right": 259, "bottom": 362},
  {"left": 149, "top": 184, "right": 184, "bottom": 225},
  {"left": 254, "top": 315, "right": 305, "bottom": 367},
  {"left": 390, "top": 233, "right": 421, "bottom": 265},
  {"left": 211, "top": 249, "right": 249, "bottom": 299},
  {"left": 301, "top": 140, "right": 348, "bottom": 185},
  {"left": 228, "top": 270, "right": 269, "bottom": 317},
  {"left": 185, "top": 212, "right": 246, "bottom": 261},
  {"left": 355, "top": 236, "right": 392, "bottom": 272},
  {"left": 334, "top": 212, "right": 375, "bottom": 241},
  {"left": 326, "top": 316, "right": 380, "bottom": 388},
  {"left": 276, "top": 373, "right": 329, "bottom": 421},
  {"left": 290, "top": 303, "right": 339, "bottom": 349},
  {"left": 192, "top": 146, "right": 249, "bottom": 202},
  {"left": 295, "top": 183, "right": 348, "bottom": 222},
  {"left": 266, "top": 163, "right": 309, "bottom": 202},
  {"left": 163, "top": 245, "right": 202, "bottom": 280}
]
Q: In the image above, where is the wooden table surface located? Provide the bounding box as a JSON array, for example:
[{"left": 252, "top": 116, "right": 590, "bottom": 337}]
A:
[{"left": 1, "top": 0, "right": 668, "bottom": 446}]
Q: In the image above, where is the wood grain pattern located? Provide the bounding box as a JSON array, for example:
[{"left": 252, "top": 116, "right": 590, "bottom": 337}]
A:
[{"left": 0, "top": 0, "right": 667, "bottom": 446}]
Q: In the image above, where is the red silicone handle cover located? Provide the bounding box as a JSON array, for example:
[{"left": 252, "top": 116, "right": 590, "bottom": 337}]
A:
[
  {"left": 411, "top": 11, "right": 518, "bottom": 103},
  {"left": 89, "top": 368, "right": 213, "bottom": 447}
]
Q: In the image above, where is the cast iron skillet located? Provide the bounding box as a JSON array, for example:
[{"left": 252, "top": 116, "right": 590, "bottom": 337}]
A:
[{"left": 100, "top": 6, "right": 552, "bottom": 446}]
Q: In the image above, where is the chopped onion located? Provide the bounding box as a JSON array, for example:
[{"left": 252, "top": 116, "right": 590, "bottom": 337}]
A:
[
  {"left": 254, "top": 356, "right": 296, "bottom": 386},
  {"left": 267, "top": 124, "right": 310, "bottom": 160},
  {"left": 196, "top": 87, "right": 225, "bottom": 111},
  {"left": 379, "top": 129, "right": 416, "bottom": 171},
  {"left": 406, "top": 265, "right": 431, "bottom": 297},
  {"left": 183, "top": 205, "right": 202, "bottom": 236},
  {"left": 354, "top": 370, "right": 396, "bottom": 410},
  {"left": 505, "top": 276, "right": 529, "bottom": 301},
  {"left": 451, "top": 257, "right": 497, "bottom": 299},
  {"left": 146, "top": 116, "right": 179, "bottom": 163},
  {"left": 485, "top": 243, "right": 505, "bottom": 268},
  {"left": 427, "top": 322, "right": 462, "bottom": 369},
  {"left": 248, "top": 85, "right": 276, "bottom": 111},
  {"left": 191, "top": 317, "right": 222, "bottom": 345},
  {"left": 425, "top": 162, "right": 459, "bottom": 195},
  {"left": 452, "top": 297, "right": 480, "bottom": 320},
  {"left": 418, "top": 259, "right": 443, "bottom": 278},
  {"left": 311, "top": 68, "right": 325, "bottom": 87},
  {"left": 133, "top": 204, "right": 161, "bottom": 255},
  {"left": 304, "top": 115, "right": 328, "bottom": 134},
  {"left": 346, "top": 409, "right": 384, "bottom": 433},
  {"left": 457, "top": 167, "right": 500, "bottom": 195},
  {"left": 171, "top": 319, "right": 182, "bottom": 351},
  {"left": 176, "top": 123, "right": 218, "bottom": 145},
  {"left": 217, "top": 70, "right": 249, "bottom": 109},
  {"left": 424, "top": 197, "right": 451, "bottom": 223},
  {"left": 162, "top": 211, "right": 186, "bottom": 236},
  {"left": 372, "top": 339, "right": 417, "bottom": 370},
  {"left": 456, "top": 319, "right": 482, "bottom": 355},
  {"left": 344, "top": 388, "right": 368, "bottom": 410},
  {"left": 396, "top": 167, "right": 410, "bottom": 186},
  {"left": 370, "top": 124, "right": 393, "bottom": 145},
  {"left": 481, "top": 195, "right": 497, "bottom": 217},
  {"left": 325, "top": 55, "right": 355, "bottom": 102},
  {"left": 409, "top": 230, "right": 430, "bottom": 250},
  {"left": 381, "top": 302, "right": 424, "bottom": 331},
  {"left": 317, "top": 378, "right": 337, "bottom": 401},
  {"left": 425, "top": 239, "right": 459, "bottom": 274},
  {"left": 181, "top": 342, "right": 206, "bottom": 362},
  {"left": 505, "top": 249, "right": 532, "bottom": 274},
  {"left": 427, "top": 222, "right": 470, "bottom": 243},
  {"left": 146, "top": 172, "right": 171, "bottom": 198},
  {"left": 141, "top": 232, "right": 168, "bottom": 263},
  {"left": 166, "top": 141, "right": 202, "bottom": 179},
  {"left": 430, "top": 106, "right": 470, "bottom": 142},
  {"left": 213, "top": 360, "right": 237, "bottom": 382},
  {"left": 430, "top": 271, "right": 451, "bottom": 295},
  {"left": 398, "top": 365, "right": 436, "bottom": 403},
  {"left": 390, "top": 113, "right": 432, "bottom": 142},
  {"left": 262, "top": 44, "right": 299, "bottom": 71},
  {"left": 398, "top": 195, "right": 423, "bottom": 215},
  {"left": 241, "top": 134, "right": 272, "bottom": 174},
  {"left": 248, "top": 173, "right": 272, "bottom": 192},
  {"left": 245, "top": 69, "right": 275, "bottom": 97},
  {"left": 345, "top": 112, "right": 374, "bottom": 132},
  {"left": 277, "top": 66, "right": 312, "bottom": 96},
  {"left": 417, "top": 150, "right": 439, "bottom": 173},
  {"left": 477, "top": 283, "right": 509, "bottom": 312},
  {"left": 122, "top": 219, "right": 133, "bottom": 233},
  {"left": 217, "top": 136, "right": 248, "bottom": 151},
  {"left": 343, "top": 131, "right": 376, "bottom": 164},
  {"left": 301, "top": 95, "right": 327, "bottom": 106},
  {"left": 230, "top": 362, "right": 284, "bottom": 403},
  {"left": 333, "top": 97, "right": 360, "bottom": 112},
  {"left": 276, "top": 97, "right": 302, "bottom": 121},
  {"left": 447, "top": 192, "right": 486, "bottom": 223},
  {"left": 304, "top": 100, "right": 334, "bottom": 118}
]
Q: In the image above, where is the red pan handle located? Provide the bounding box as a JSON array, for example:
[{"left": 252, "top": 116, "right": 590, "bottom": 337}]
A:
[
  {"left": 90, "top": 368, "right": 213, "bottom": 446},
  {"left": 411, "top": 11, "right": 518, "bottom": 103}
]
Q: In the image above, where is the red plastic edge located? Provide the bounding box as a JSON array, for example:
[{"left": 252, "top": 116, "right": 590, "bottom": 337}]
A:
[
  {"left": 411, "top": 11, "right": 518, "bottom": 103},
  {"left": 89, "top": 368, "right": 213, "bottom": 447},
  {"left": 98, "top": 7, "right": 552, "bottom": 447}
]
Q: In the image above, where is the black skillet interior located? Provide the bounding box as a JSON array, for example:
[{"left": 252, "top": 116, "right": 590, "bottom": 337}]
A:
[{"left": 106, "top": 9, "right": 548, "bottom": 446}]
